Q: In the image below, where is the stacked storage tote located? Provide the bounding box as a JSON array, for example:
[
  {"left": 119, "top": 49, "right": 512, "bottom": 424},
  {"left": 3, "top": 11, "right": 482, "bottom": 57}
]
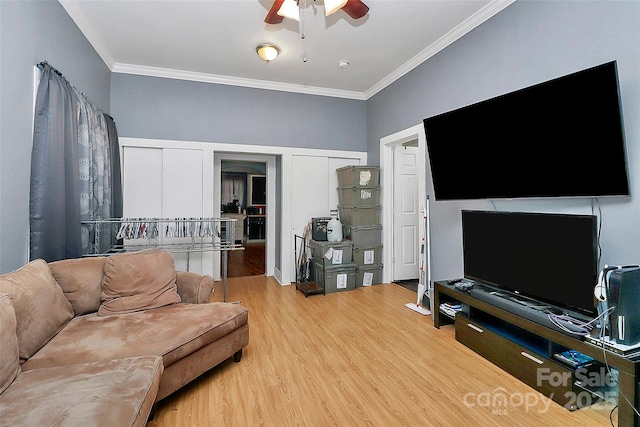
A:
[
  {"left": 309, "top": 239, "right": 356, "bottom": 293},
  {"left": 336, "top": 166, "right": 383, "bottom": 287}
]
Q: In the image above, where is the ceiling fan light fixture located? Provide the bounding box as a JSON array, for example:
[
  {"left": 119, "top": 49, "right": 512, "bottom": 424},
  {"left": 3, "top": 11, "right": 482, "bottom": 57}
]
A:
[
  {"left": 324, "top": 0, "right": 348, "bottom": 16},
  {"left": 256, "top": 44, "right": 280, "bottom": 62},
  {"left": 277, "top": 0, "right": 300, "bottom": 21}
]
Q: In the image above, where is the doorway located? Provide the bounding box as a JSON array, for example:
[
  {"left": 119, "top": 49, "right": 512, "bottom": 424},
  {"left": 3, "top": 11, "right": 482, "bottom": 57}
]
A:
[
  {"left": 380, "top": 124, "right": 428, "bottom": 284},
  {"left": 215, "top": 154, "right": 276, "bottom": 279},
  {"left": 221, "top": 160, "right": 266, "bottom": 277}
]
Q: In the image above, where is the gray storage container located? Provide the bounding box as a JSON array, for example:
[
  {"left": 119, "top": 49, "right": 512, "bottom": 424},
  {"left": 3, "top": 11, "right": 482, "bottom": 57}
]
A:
[
  {"left": 353, "top": 244, "right": 383, "bottom": 266},
  {"left": 343, "top": 224, "right": 382, "bottom": 246},
  {"left": 337, "top": 186, "right": 380, "bottom": 207},
  {"left": 313, "top": 261, "right": 356, "bottom": 293},
  {"left": 309, "top": 240, "right": 353, "bottom": 265},
  {"left": 336, "top": 165, "right": 380, "bottom": 187},
  {"left": 355, "top": 264, "right": 384, "bottom": 287},
  {"left": 338, "top": 205, "right": 382, "bottom": 226}
]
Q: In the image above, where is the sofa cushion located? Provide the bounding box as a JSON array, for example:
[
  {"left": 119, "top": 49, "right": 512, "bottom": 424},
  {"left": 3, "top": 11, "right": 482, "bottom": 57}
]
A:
[
  {"left": 0, "top": 356, "right": 163, "bottom": 427},
  {"left": 22, "top": 302, "right": 249, "bottom": 371},
  {"left": 0, "top": 259, "right": 74, "bottom": 363},
  {"left": 49, "top": 256, "right": 107, "bottom": 315},
  {"left": 0, "top": 294, "right": 21, "bottom": 394},
  {"left": 99, "top": 250, "right": 181, "bottom": 316}
]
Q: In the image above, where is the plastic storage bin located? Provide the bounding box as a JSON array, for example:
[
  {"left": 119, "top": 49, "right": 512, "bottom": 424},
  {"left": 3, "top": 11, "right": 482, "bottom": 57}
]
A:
[
  {"left": 355, "top": 264, "right": 384, "bottom": 287},
  {"left": 343, "top": 224, "right": 382, "bottom": 246},
  {"left": 336, "top": 186, "right": 380, "bottom": 207},
  {"left": 353, "top": 244, "right": 383, "bottom": 266},
  {"left": 336, "top": 166, "right": 380, "bottom": 187},
  {"left": 309, "top": 240, "right": 353, "bottom": 266},
  {"left": 338, "top": 205, "right": 382, "bottom": 226},
  {"left": 314, "top": 261, "right": 356, "bottom": 293}
]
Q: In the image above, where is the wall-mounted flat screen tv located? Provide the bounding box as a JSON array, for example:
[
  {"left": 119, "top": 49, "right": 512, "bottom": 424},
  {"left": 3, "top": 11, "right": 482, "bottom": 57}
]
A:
[
  {"left": 424, "top": 61, "right": 630, "bottom": 200},
  {"left": 462, "top": 210, "right": 598, "bottom": 317}
]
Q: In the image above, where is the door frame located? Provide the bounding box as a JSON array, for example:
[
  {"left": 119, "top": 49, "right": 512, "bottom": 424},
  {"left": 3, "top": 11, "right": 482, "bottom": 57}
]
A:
[
  {"left": 214, "top": 152, "right": 276, "bottom": 278},
  {"left": 380, "top": 124, "right": 427, "bottom": 284}
]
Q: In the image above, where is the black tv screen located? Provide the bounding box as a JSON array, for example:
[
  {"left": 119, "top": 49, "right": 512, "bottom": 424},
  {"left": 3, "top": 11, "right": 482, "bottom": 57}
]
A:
[
  {"left": 462, "top": 210, "right": 598, "bottom": 317},
  {"left": 424, "top": 61, "right": 630, "bottom": 200}
]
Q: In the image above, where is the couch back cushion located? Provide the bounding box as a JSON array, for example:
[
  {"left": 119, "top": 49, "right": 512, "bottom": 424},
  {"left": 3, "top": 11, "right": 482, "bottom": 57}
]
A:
[
  {"left": 49, "top": 257, "right": 106, "bottom": 315},
  {"left": 0, "top": 260, "right": 74, "bottom": 363},
  {"left": 0, "top": 293, "right": 21, "bottom": 393},
  {"left": 98, "top": 250, "right": 181, "bottom": 316}
]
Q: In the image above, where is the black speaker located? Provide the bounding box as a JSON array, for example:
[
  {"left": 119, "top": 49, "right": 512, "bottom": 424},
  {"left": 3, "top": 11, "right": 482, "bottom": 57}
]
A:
[{"left": 607, "top": 267, "right": 640, "bottom": 345}]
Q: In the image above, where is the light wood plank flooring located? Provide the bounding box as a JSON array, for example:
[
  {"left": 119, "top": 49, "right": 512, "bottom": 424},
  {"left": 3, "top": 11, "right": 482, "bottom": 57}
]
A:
[{"left": 148, "top": 276, "right": 615, "bottom": 426}]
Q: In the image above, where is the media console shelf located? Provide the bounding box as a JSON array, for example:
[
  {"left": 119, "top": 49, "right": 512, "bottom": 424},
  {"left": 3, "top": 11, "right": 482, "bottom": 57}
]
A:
[{"left": 434, "top": 280, "right": 639, "bottom": 427}]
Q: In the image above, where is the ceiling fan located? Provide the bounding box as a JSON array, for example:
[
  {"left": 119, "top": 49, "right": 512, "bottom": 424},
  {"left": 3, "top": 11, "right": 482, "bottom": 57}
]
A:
[{"left": 264, "top": 0, "right": 369, "bottom": 25}]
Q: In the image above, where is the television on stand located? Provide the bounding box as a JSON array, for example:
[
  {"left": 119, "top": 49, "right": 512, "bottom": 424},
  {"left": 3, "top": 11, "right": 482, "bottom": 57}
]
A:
[{"left": 462, "top": 210, "right": 598, "bottom": 318}]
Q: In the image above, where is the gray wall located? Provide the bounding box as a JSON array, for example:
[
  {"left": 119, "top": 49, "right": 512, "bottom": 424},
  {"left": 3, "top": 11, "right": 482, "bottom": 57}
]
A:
[
  {"left": 2, "top": 0, "right": 638, "bottom": 285},
  {"left": 110, "top": 74, "right": 367, "bottom": 151},
  {"left": 367, "top": 0, "right": 640, "bottom": 281},
  {"left": 0, "top": 0, "right": 111, "bottom": 273}
]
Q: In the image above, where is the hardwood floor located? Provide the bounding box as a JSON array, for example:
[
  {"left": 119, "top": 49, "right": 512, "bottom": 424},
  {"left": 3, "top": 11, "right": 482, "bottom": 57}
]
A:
[
  {"left": 148, "top": 276, "right": 615, "bottom": 426},
  {"left": 227, "top": 242, "right": 265, "bottom": 278}
]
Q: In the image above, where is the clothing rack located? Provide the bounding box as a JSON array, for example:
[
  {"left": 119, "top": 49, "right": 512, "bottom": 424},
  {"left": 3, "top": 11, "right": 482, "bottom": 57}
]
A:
[{"left": 81, "top": 217, "right": 243, "bottom": 301}]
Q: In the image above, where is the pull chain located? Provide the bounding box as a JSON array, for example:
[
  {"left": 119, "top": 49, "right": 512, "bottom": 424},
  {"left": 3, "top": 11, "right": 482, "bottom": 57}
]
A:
[{"left": 301, "top": 0, "right": 307, "bottom": 62}]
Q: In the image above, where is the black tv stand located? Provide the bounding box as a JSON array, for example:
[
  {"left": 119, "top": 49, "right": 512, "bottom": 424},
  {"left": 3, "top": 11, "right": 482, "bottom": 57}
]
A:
[
  {"left": 464, "top": 283, "right": 594, "bottom": 335},
  {"left": 434, "top": 280, "right": 639, "bottom": 427}
]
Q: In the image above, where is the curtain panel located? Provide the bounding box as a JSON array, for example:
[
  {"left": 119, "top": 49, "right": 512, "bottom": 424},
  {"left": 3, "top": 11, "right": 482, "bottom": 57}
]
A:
[
  {"left": 221, "top": 172, "right": 246, "bottom": 207},
  {"left": 30, "top": 63, "right": 122, "bottom": 262}
]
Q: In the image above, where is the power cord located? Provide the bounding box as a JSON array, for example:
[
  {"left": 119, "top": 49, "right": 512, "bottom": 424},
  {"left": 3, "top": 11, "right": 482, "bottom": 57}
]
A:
[
  {"left": 597, "top": 323, "right": 640, "bottom": 422},
  {"left": 545, "top": 307, "right": 612, "bottom": 336},
  {"left": 609, "top": 404, "right": 617, "bottom": 427},
  {"left": 546, "top": 306, "right": 640, "bottom": 424}
]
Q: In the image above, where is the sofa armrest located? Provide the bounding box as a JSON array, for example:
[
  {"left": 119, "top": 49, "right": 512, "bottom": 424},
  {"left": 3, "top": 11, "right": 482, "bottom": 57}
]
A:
[{"left": 175, "top": 271, "right": 214, "bottom": 304}]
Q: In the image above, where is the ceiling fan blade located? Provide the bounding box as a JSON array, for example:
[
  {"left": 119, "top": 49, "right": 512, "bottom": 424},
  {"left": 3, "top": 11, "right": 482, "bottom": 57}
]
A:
[
  {"left": 342, "top": 0, "right": 369, "bottom": 19},
  {"left": 265, "top": 0, "right": 285, "bottom": 24}
]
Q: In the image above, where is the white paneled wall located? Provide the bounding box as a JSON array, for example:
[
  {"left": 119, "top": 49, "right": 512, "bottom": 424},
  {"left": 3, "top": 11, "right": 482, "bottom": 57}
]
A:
[
  {"left": 122, "top": 146, "right": 210, "bottom": 274},
  {"left": 289, "top": 155, "right": 361, "bottom": 282},
  {"left": 120, "top": 137, "right": 366, "bottom": 284},
  {"left": 122, "top": 147, "right": 163, "bottom": 217}
]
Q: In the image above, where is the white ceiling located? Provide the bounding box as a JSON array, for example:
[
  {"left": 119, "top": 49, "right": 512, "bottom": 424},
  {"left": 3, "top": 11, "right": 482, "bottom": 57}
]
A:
[{"left": 60, "top": 0, "right": 514, "bottom": 100}]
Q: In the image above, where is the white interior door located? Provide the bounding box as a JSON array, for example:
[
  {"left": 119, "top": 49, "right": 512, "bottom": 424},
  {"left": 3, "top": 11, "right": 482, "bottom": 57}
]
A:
[
  {"left": 392, "top": 145, "right": 419, "bottom": 281},
  {"left": 122, "top": 147, "right": 163, "bottom": 217},
  {"left": 291, "top": 155, "right": 329, "bottom": 238},
  {"left": 121, "top": 146, "right": 210, "bottom": 274},
  {"left": 163, "top": 149, "right": 204, "bottom": 273},
  {"left": 290, "top": 155, "right": 330, "bottom": 281}
]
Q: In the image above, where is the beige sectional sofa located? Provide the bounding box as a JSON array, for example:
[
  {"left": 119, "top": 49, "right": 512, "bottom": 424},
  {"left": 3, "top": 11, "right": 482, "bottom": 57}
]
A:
[{"left": 0, "top": 249, "right": 249, "bottom": 426}]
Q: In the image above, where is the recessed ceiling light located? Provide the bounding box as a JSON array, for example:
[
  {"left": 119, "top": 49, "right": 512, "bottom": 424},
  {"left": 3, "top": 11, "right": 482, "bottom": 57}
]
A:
[{"left": 338, "top": 60, "right": 350, "bottom": 69}]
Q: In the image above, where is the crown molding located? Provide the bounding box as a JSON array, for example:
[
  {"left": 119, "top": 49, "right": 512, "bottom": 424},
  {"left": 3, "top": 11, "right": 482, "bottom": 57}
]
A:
[
  {"left": 364, "top": 0, "right": 515, "bottom": 99},
  {"left": 60, "top": 0, "right": 514, "bottom": 101},
  {"left": 111, "top": 63, "right": 367, "bottom": 100}
]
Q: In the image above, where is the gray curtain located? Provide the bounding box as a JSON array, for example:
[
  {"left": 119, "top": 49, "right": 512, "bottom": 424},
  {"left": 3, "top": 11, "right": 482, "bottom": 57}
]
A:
[
  {"left": 106, "top": 114, "right": 123, "bottom": 220},
  {"left": 30, "top": 63, "right": 122, "bottom": 261},
  {"left": 104, "top": 113, "right": 124, "bottom": 251},
  {"left": 30, "top": 64, "right": 81, "bottom": 261}
]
